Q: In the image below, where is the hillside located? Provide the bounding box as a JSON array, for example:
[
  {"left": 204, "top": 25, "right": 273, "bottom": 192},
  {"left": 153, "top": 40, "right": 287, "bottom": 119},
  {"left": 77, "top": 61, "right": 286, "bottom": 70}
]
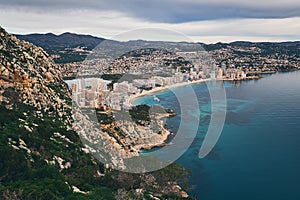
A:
[
  {"left": 16, "top": 32, "right": 300, "bottom": 69},
  {"left": 16, "top": 33, "right": 105, "bottom": 63},
  {"left": 203, "top": 41, "right": 300, "bottom": 56},
  {"left": 0, "top": 27, "right": 192, "bottom": 200},
  {"left": 16, "top": 32, "right": 105, "bottom": 50}
]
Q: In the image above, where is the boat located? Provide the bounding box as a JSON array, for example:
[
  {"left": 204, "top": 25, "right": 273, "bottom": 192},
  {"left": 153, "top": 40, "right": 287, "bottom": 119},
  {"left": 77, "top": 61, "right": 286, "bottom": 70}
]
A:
[{"left": 153, "top": 95, "right": 160, "bottom": 102}]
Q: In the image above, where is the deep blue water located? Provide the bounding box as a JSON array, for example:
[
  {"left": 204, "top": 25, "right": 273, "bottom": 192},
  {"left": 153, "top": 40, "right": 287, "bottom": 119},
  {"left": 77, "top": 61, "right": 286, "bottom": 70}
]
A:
[{"left": 135, "top": 71, "right": 300, "bottom": 200}]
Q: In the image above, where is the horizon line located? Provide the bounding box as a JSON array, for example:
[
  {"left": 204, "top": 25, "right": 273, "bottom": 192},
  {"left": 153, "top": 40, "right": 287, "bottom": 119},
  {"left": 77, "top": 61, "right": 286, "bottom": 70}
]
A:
[{"left": 8, "top": 30, "right": 300, "bottom": 45}]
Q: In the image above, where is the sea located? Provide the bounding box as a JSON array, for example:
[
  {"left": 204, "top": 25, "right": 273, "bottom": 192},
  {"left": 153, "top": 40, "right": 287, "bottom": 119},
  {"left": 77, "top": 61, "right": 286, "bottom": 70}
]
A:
[{"left": 134, "top": 71, "right": 300, "bottom": 200}]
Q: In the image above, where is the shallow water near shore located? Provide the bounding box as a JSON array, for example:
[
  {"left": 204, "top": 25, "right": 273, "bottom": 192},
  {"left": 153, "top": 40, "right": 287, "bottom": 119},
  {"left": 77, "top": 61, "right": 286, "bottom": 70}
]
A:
[{"left": 136, "top": 71, "right": 300, "bottom": 200}]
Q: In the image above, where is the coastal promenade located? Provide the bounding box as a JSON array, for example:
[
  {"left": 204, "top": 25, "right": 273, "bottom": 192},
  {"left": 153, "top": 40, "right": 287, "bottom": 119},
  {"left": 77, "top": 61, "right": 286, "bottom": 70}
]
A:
[
  {"left": 127, "top": 78, "right": 211, "bottom": 106},
  {"left": 126, "top": 76, "right": 261, "bottom": 107}
]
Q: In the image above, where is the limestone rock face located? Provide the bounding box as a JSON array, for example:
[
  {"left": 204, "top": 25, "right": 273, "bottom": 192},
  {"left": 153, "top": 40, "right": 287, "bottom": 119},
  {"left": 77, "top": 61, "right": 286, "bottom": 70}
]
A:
[
  {"left": 0, "top": 26, "right": 71, "bottom": 116},
  {"left": 0, "top": 27, "right": 192, "bottom": 199},
  {"left": 0, "top": 26, "right": 103, "bottom": 199}
]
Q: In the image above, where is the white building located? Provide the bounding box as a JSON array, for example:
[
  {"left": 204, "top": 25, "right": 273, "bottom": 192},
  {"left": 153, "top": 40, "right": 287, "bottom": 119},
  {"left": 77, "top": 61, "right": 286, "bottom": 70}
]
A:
[{"left": 113, "top": 81, "right": 139, "bottom": 94}]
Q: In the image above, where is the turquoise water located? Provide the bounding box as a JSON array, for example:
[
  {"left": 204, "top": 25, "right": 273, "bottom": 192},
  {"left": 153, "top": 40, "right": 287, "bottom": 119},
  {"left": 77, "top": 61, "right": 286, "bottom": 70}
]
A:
[{"left": 135, "top": 71, "right": 300, "bottom": 200}]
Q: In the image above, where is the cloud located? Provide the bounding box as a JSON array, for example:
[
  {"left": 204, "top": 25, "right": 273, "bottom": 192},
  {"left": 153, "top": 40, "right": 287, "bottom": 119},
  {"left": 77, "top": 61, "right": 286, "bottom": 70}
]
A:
[
  {"left": 1, "top": 0, "right": 300, "bottom": 23},
  {"left": 0, "top": 8, "right": 299, "bottom": 43}
]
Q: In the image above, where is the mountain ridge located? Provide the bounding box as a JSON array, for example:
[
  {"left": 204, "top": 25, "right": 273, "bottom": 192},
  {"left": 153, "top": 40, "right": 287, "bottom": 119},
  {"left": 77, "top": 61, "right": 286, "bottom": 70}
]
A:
[
  {"left": 15, "top": 32, "right": 300, "bottom": 64},
  {"left": 16, "top": 32, "right": 300, "bottom": 46},
  {"left": 16, "top": 32, "right": 105, "bottom": 50}
]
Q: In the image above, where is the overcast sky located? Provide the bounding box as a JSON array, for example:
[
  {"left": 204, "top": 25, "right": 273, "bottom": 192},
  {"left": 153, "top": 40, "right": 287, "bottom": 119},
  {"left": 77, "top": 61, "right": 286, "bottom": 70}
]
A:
[{"left": 0, "top": 0, "right": 299, "bottom": 43}]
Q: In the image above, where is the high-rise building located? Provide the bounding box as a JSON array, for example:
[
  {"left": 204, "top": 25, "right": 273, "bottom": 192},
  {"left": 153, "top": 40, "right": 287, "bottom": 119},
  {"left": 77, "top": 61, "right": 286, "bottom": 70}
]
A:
[{"left": 217, "top": 67, "right": 223, "bottom": 79}]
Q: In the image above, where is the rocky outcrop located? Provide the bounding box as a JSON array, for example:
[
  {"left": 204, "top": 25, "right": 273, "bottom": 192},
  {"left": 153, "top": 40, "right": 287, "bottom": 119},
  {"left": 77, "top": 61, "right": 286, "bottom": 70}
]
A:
[
  {"left": 0, "top": 27, "right": 191, "bottom": 199},
  {"left": 0, "top": 26, "right": 103, "bottom": 199},
  {"left": 0, "top": 26, "right": 71, "bottom": 120}
]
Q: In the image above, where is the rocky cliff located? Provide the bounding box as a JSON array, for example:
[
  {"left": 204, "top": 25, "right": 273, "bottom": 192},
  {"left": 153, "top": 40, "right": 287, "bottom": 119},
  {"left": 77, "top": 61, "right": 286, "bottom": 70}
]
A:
[
  {"left": 0, "top": 25, "right": 106, "bottom": 199},
  {"left": 0, "top": 26, "right": 71, "bottom": 114},
  {"left": 0, "top": 27, "right": 192, "bottom": 200}
]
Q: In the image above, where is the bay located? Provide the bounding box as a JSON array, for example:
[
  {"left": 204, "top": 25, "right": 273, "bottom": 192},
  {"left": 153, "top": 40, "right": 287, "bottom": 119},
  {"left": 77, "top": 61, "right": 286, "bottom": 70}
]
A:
[{"left": 135, "top": 71, "right": 300, "bottom": 200}]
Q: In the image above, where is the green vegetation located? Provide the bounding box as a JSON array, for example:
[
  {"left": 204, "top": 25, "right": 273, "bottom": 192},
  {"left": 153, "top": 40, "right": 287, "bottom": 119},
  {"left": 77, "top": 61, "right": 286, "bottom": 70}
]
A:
[
  {"left": 0, "top": 104, "right": 110, "bottom": 199},
  {"left": 97, "top": 112, "right": 115, "bottom": 124},
  {"left": 1, "top": 26, "right": 194, "bottom": 199},
  {"left": 48, "top": 47, "right": 89, "bottom": 63},
  {"left": 0, "top": 102, "right": 193, "bottom": 199},
  {"left": 129, "top": 104, "right": 151, "bottom": 126},
  {"left": 101, "top": 74, "right": 123, "bottom": 90}
]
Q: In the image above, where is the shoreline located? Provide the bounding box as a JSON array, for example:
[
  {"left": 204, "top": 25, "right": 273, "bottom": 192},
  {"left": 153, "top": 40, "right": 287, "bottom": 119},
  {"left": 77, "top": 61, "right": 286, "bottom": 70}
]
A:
[
  {"left": 127, "top": 78, "right": 211, "bottom": 106},
  {"left": 126, "top": 78, "right": 211, "bottom": 153},
  {"left": 127, "top": 76, "right": 262, "bottom": 153},
  {"left": 131, "top": 112, "right": 175, "bottom": 152},
  {"left": 127, "top": 76, "right": 262, "bottom": 106}
]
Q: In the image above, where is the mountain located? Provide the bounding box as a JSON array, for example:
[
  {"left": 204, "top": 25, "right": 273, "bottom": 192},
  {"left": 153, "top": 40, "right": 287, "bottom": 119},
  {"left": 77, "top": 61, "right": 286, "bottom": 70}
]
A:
[
  {"left": 0, "top": 27, "right": 192, "bottom": 199},
  {"left": 16, "top": 32, "right": 105, "bottom": 50},
  {"left": 16, "top": 32, "right": 300, "bottom": 65},
  {"left": 203, "top": 41, "right": 300, "bottom": 56},
  {"left": 16, "top": 33, "right": 105, "bottom": 63}
]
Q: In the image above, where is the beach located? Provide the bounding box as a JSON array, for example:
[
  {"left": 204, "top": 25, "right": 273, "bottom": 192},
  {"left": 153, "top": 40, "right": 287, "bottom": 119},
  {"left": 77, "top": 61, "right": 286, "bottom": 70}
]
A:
[
  {"left": 127, "top": 78, "right": 211, "bottom": 106},
  {"left": 123, "top": 78, "right": 211, "bottom": 153}
]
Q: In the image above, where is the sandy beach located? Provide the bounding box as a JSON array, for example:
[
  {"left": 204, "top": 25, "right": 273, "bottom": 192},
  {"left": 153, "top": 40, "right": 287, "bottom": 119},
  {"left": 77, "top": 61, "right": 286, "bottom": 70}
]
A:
[
  {"left": 127, "top": 78, "right": 211, "bottom": 106},
  {"left": 124, "top": 76, "right": 261, "bottom": 153},
  {"left": 123, "top": 79, "right": 211, "bottom": 153}
]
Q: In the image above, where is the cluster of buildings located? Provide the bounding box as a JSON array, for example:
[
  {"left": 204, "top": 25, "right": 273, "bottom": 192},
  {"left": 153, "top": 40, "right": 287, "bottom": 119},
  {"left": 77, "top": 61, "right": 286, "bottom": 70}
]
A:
[
  {"left": 69, "top": 48, "right": 271, "bottom": 110},
  {"left": 61, "top": 42, "right": 299, "bottom": 82},
  {"left": 217, "top": 66, "right": 247, "bottom": 80},
  {"left": 70, "top": 69, "right": 253, "bottom": 111},
  {"left": 70, "top": 77, "right": 141, "bottom": 110},
  {"left": 211, "top": 46, "right": 299, "bottom": 74},
  {"left": 70, "top": 71, "right": 189, "bottom": 110},
  {"left": 62, "top": 49, "right": 217, "bottom": 78},
  {"left": 71, "top": 78, "right": 108, "bottom": 107},
  {"left": 70, "top": 69, "right": 209, "bottom": 110}
]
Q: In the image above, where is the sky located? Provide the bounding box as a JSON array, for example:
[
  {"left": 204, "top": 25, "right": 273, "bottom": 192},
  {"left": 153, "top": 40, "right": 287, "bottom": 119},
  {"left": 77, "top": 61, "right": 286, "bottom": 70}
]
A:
[{"left": 0, "top": 0, "right": 299, "bottom": 43}]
